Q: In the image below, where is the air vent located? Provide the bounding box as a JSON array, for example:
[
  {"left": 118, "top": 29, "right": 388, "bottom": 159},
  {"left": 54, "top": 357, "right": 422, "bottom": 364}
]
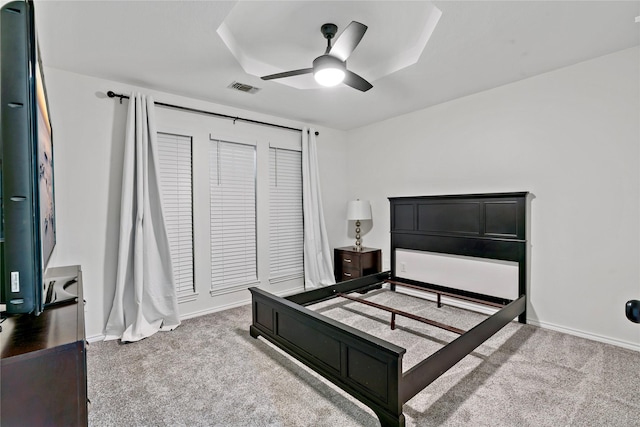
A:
[{"left": 228, "top": 81, "right": 261, "bottom": 94}]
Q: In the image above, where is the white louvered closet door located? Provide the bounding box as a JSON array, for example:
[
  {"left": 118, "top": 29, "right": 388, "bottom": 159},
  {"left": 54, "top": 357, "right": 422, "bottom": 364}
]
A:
[
  {"left": 157, "top": 132, "right": 195, "bottom": 299},
  {"left": 209, "top": 138, "right": 257, "bottom": 292},
  {"left": 269, "top": 147, "right": 303, "bottom": 281}
]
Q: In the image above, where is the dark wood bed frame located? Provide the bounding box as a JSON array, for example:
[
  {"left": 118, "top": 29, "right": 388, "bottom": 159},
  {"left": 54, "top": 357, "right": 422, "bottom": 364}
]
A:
[{"left": 250, "top": 192, "right": 528, "bottom": 427}]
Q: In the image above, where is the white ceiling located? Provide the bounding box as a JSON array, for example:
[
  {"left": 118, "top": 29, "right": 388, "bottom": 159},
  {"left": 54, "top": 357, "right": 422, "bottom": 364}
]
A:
[{"left": 35, "top": 1, "right": 640, "bottom": 131}]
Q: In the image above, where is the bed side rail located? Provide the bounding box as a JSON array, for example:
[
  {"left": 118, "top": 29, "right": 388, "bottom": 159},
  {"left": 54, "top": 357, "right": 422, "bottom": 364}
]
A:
[{"left": 399, "top": 294, "right": 526, "bottom": 403}]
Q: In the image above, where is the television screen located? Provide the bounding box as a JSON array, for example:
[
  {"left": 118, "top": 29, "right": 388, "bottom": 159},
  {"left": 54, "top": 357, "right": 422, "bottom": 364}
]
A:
[{"left": 35, "top": 50, "right": 56, "bottom": 269}]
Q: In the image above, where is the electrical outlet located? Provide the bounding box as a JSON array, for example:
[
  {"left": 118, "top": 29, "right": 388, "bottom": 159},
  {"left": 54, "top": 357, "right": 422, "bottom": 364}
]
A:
[{"left": 400, "top": 262, "right": 406, "bottom": 272}]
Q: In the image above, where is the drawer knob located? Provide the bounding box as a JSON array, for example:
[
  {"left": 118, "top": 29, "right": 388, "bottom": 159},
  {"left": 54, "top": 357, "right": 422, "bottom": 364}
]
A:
[
  {"left": 344, "top": 272, "right": 352, "bottom": 277},
  {"left": 344, "top": 258, "right": 352, "bottom": 263}
]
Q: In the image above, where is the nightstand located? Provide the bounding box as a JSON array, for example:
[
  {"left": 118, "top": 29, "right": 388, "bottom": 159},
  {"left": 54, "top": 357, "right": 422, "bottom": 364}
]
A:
[{"left": 334, "top": 247, "right": 382, "bottom": 282}]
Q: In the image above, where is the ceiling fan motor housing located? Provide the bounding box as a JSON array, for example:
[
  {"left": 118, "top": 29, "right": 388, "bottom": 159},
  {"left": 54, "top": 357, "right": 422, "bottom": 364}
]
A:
[{"left": 313, "top": 54, "right": 345, "bottom": 72}]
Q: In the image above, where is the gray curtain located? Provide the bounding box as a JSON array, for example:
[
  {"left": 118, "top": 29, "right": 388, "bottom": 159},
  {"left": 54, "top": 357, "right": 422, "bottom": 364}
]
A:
[{"left": 104, "top": 93, "right": 180, "bottom": 342}]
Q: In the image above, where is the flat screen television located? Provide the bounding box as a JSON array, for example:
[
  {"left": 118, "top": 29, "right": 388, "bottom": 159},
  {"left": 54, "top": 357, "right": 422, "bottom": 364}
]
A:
[{"left": 1, "top": 0, "right": 57, "bottom": 315}]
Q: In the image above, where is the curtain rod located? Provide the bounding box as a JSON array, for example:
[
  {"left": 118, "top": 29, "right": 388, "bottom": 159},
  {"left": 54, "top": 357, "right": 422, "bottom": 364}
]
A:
[{"left": 106, "top": 91, "right": 319, "bottom": 136}]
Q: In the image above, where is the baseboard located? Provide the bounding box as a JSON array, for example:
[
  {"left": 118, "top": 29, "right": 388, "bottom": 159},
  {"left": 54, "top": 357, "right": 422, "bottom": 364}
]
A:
[
  {"left": 89, "top": 286, "right": 304, "bottom": 343},
  {"left": 87, "top": 333, "right": 107, "bottom": 343},
  {"left": 181, "top": 299, "right": 249, "bottom": 320},
  {"left": 181, "top": 285, "right": 303, "bottom": 320},
  {"left": 527, "top": 319, "right": 640, "bottom": 352},
  {"left": 272, "top": 285, "right": 305, "bottom": 297},
  {"left": 89, "top": 287, "right": 639, "bottom": 351}
]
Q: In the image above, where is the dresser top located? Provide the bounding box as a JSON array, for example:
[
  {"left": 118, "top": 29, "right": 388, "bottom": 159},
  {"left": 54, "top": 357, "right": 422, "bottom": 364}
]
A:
[{"left": 1, "top": 265, "right": 83, "bottom": 360}]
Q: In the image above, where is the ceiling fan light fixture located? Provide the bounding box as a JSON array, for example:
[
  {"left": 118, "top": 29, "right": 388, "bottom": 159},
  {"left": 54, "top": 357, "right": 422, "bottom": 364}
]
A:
[
  {"left": 314, "top": 68, "right": 345, "bottom": 87},
  {"left": 313, "top": 55, "right": 346, "bottom": 87}
]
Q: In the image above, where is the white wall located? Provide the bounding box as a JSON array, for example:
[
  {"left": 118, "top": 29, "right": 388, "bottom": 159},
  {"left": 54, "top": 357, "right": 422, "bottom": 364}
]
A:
[
  {"left": 346, "top": 47, "right": 640, "bottom": 350},
  {"left": 43, "top": 68, "right": 348, "bottom": 339}
]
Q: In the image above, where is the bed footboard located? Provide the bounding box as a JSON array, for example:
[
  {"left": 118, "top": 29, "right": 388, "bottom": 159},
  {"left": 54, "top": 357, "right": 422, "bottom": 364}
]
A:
[{"left": 249, "top": 287, "right": 407, "bottom": 427}]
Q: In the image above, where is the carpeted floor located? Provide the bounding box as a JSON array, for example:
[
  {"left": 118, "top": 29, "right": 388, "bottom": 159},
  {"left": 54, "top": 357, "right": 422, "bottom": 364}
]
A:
[{"left": 87, "top": 290, "right": 640, "bottom": 426}]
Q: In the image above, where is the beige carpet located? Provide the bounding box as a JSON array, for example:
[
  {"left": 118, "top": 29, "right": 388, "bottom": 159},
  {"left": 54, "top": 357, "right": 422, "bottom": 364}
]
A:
[{"left": 87, "top": 290, "right": 640, "bottom": 426}]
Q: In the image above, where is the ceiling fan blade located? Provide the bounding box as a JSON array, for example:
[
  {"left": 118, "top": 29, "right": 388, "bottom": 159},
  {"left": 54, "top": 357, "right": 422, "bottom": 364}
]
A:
[
  {"left": 261, "top": 68, "right": 313, "bottom": 81},
  {"left": 329, "top": 21, "right": 367, "bottom": 62},
  {"left": 343, "top": 70, "right": 372, "bottom": 92}
]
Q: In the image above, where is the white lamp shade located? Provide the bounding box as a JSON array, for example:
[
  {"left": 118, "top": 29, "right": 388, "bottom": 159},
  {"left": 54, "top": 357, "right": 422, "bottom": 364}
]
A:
[{"left": 347, "top": 200, "right": 372, "bottom": 220}]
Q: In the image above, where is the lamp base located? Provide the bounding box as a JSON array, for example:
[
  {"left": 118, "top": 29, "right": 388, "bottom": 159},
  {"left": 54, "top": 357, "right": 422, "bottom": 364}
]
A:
[{"left": 353, "top": 220, "right": 363, "bottom": 251}]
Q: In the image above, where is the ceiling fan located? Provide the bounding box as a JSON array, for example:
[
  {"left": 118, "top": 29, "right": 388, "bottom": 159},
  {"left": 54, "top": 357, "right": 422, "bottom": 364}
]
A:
[{"left": 261, "top": 21, "right": 373, "bottom": 92}]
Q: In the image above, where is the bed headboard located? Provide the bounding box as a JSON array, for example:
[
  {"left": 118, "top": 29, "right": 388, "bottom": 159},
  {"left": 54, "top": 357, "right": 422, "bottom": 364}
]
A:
[{"left": 388, "top": 192, "right": 528, "bottom": 309}]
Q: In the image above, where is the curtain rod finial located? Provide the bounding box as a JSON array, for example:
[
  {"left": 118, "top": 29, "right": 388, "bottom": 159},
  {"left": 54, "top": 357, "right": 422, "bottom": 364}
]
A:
[{"left": 107, "top": 90, "right": 126, "bottom": 103}]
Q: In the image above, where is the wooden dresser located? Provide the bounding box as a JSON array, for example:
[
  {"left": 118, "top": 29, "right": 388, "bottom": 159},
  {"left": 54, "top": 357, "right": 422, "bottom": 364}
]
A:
[
  {"left": 1, "top": 265, "right": 87, "bottom": 427},
  {"left": 334, "top": 246, "right": 382, "bottom": 282}
]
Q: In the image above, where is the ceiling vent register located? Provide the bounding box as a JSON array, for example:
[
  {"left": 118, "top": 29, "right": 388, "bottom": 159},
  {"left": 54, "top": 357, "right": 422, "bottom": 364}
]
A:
[{"left": 228, "top": 81, "right": 261, "bottom": 94}]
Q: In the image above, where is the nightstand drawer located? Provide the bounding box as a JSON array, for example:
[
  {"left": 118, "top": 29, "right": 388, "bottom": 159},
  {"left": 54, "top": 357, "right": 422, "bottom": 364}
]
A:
[
  {"left": 340, "top": 254, "right": 360, "bottom": 270},
  {"left": 341, "top": 268, "right": 361, "bottom": 281}
]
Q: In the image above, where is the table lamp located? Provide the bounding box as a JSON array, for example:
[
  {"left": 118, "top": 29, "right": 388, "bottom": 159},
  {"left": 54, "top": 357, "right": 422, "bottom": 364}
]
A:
[{"left": 347, "top": 200, "right": 372, "bottom": 251}]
